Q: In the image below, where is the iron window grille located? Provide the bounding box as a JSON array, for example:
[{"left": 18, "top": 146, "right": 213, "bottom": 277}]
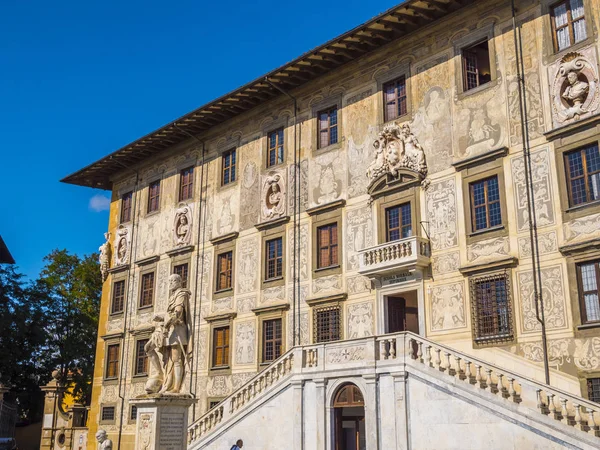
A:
[
  {"left": 130, "top": 405, "right": 138, "bottom": 421},
  {"left": 111, "top": 280, "right": 125, "bottom": 314},
  {"left": 314, "top": 304, "right": 341, "bottom": 343},
  {"left": 101, "top": 406, "right": 115, "bottom": 422},
  {"left": 587, "top": 378, "right": 600, "bottom": 403},
  {"left": 470, "top": 272, "right": 513, "bottom": 343}
]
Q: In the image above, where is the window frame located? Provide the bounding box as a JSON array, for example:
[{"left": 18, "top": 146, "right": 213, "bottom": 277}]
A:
[
  {"left": 211, "top": 325, "right": 231, "bottom": 369},
  {"left": 317, "top": 223, "right": 339, "bottom": 270},
  {"left": 469, "top": 175, "right": 503, "bottom": 233},
  {"left": 382, "top": 76, "right": 408, "bottom": 123},
  {"left": 262, "top": 318, "right": 283, "bottom": 363},
  {"left": 105, "top": 343, "right": 120, "bottom": 380},
  {"left": 147, "top": 179, "right": 161, "bottom": 214},
  {"left": 120, "top": 191, "right": 133, "bottom": 224},
  {"left": 100, "top": 405, "right": 116, "bottom": 424},
  {"left": 179, "top": 166, "right": 195, "bottom": 202},
  {"left": 564, "top": 144, "right": 600, "bottom": 208},
  {"left": 550, "top": 0, "right": 587, "bottom": 52},
  {"left": 221, "top": 148, "right": 237, "bottom": 186},
  {"left": 267, "top": 128, "right": 285, "bottom": 168},
  {"left": 313, "top": 304, "right": 342, "bottom": 343},
  {"left": 576, "top": 259, "right": 600, "bottom": 325},
  {"left": 317, "top": 106, "right": 339, "bottom": 149},
  {"left": 264, "top": 237, "right": 284, "bottom": 282},
  {"left": 453, "top": 25, "right": 498, "bottom": 98},
  {"left": 309, "top": 205, "right": 343, "bottom": 279},
  {"left": 139, "top": 270, "right": 155, "bottom": 309},
  {"left": 133, "top": 338, "right": 149, "bottom": 377},
  {"left": 110, "top": 279, "right": 126, "bottom": 315},
  {"left": 469, "top": 271, "right": 515, "bottom": 346},
  {"left": 385, "top": 202, "right": 413, "bottom": 242},
  {"left": 129, "top": 405, "right": 138, "bottom": 423},
  {"left": 215, "top": 251, "right": 233, "bottom": 293},
  {"left": 173, "top": 262, "right": 190, "bottom": 289}
]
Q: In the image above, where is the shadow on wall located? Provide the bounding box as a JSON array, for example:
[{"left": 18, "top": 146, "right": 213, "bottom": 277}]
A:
[{"left": 15, "top": 422, "right": 41, "bottom": 450}]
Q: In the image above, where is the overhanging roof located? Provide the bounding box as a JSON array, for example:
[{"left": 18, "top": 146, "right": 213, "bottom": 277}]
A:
[
  {"left": 61, "top": 0, "right": 474, "bottom": 190},
  {"left": 0, "top": 236, "right": 15, "bottom": 265}
]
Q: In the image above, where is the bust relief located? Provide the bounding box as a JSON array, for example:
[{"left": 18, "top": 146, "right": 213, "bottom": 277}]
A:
[
  {"left": 173, "top": 203, "right": 192, "bottom": 246},
  {"left": 114, "top": 225, "right": 130, "bottom": 266},
  {"left": 262, "top": 173, "right": 286, "bottom": 220}
]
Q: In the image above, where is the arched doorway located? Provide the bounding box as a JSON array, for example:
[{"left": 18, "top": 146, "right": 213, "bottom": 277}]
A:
[{"left": 333, "top": 383, "right": 366, "bottom": 450}]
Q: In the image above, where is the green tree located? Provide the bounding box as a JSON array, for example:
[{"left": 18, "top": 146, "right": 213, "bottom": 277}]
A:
[
  {"left": 0, "top": 263, "right": 48, "bottom": 421},
  {"left": 34, "top": 249, "right": 101, "bottom": 404}
]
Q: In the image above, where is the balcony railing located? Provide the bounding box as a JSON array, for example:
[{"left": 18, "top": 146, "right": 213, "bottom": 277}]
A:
[{"left": 358, "top": 236, "right": 431, "bottom": 278}]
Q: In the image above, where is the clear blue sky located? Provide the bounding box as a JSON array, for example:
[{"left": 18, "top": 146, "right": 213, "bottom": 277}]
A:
[{"left": 1, "top": 0, "right": 399, "bottom": 280}]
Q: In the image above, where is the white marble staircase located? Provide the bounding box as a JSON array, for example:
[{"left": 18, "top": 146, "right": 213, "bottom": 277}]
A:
[{"left": 187, "top": 332, "right": 600, "bottom": 449}]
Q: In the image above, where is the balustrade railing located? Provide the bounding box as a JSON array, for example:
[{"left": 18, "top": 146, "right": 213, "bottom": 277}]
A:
[{"left": 358, "top": 236, "right": 430, "bottom": 276}]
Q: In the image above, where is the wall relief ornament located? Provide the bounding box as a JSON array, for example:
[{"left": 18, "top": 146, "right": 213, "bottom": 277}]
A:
[
  {"left": 431, "top": 281, "right": 466, "bottom": 331},
  {"left": 551, "top": 50, "right": 600, "bottom": 125},
  {"left": 366, "top": 123, "right": 428, "bottom": 189},
  {"left": 261, "top": 173, "right": 286, "bottom": 220},
  {"left": 114, "top": 225, "right": 131, "bottom": 266},
  {"left": 99, "top": 232, "right": 111, "bottom": 282},
  {"left": 173, "top": 203, "right": 192, "bottom": 247}
]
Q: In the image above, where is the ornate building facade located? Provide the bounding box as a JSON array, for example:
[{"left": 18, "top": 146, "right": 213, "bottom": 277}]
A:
[{"left": 63, "top": 0, "right": 600, "bottom": 447}]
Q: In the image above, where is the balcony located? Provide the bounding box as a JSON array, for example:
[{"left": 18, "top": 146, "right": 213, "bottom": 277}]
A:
[{"left": 358, "top": 236, "right": 431, "bottom": 279}]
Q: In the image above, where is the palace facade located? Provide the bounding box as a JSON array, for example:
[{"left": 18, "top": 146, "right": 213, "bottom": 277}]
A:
[{"left": 62, "top": 0, "right": 600, "bottom": 447}]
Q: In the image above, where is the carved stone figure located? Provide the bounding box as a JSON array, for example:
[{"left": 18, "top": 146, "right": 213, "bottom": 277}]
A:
[
  {"left": 159, "top": 274, "right": 193, "bottom": 394},
  {"left": 95, "top": 430, "right": 112, "bottom": 450},
  {"left": 366, "top": 123, "right": 427, "bottom": 186},
  {"left": 144, "top": 315, "right": 166, "bottom": 394},
  {"left": 262, "top": 174, "right": 286, "bottom": 219},
  {"left": 173, "top": 203, "right": 192, "bottom": 246},
  {"left": 114, "top": 226, "right": 130, "bottom": 266},
  {"left": 551, "top": 51, "right": 600, "bottom": 124},
  {"left": 99, "top": 232, "right": 111, "bottom": 282}
]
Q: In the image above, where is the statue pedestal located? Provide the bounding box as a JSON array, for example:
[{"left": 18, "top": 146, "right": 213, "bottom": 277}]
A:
[{"left": 130, "top": 395, "right": 196, "bottom": 450}]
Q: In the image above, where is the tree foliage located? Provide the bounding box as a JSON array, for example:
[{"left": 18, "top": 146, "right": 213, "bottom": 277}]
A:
[{"left": 0, "top": 249, "right": 101, "bottom": 421}]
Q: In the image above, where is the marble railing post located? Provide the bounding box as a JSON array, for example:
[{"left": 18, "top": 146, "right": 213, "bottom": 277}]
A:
[
  {"left": 392, "top": 372, "right": 408, "bottom": 450},
  {"left": 291, "top": 379, "right": 304, "bottom": 450},
  {"left": 315, "top": 378, "right": 327, "bottom": 450}
]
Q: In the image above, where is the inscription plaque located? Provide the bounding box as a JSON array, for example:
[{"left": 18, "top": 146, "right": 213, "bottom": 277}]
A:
[{"left": 159, "top": 413, "right": 185, "bottom": 450}]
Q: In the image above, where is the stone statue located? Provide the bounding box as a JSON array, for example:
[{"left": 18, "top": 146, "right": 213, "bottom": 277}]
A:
[
  {"left": 366, "top": 123, "right": 428, "bottom": 186},
  {"left": 95, "top": 430, "right": 112, "bottom": 450},
  {"left": 262, "top": 174, "right": 285, "bottom": 219},
  {"left": 173, "top": 204, "right": 192, "bottom": 246},
  {"left": 159, "top": 274, "right": 193, "bottom": 394},
  {"left": 562, "top": 70, "right": 589, "bottom": 107},
  {"left": 99, "top": 232, "right": 111, "bottom": 282},
  {"left": 144, "top": 315, "right": 166, "bottom": 394}
]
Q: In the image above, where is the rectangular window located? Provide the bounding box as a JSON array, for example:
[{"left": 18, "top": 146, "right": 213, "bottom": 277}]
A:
[
  {"left": 318, "top": 106, "right": 338, "bottom": 149},
  {"left": 385, "top": 203, "right": 412, "bottom": 242},
  {"left": 216, "top": 252, "right": 233, "bottom": 291},
  {"left": 101, "top": 406, "right": 115, "bottom": 422},
  {"left": 179, "top": 166, "right": 194, "bottom": 201},
  {"left": 222, "top": 149, "right": 237, "bottom": 185},
  {"left": 383, "top": 76, "right": 407, "bottom": 122},
  {"left": 130, "top": 405, "right": 138, "bottom": 421},
  {"left": 134, "top": 339, "right": 149, "bottom": 376},
  {"left": 552, "top": 0, "right": 587, "bottom": 52},
  {"left": 262, "top": 318, "right": 283, "bottom": 362},
  {"left": 470, "top": 176, "right": 502, "bottom": 232},
  {"left": 317, "top": 223, "right": 339, "bottom": 269},
  {"left": 577, "top": 260, "right": 600, "bottom": 324},
  {"left": 139, "top": 272, "right": 155, "bottom": 308},
  {"left": 212, "top": 326, "right": 230, "bottom": 368},
  {"left": 209, "top": 400, "right": 222, "bottom": 410},
  {"left": 314, "top": 305, "right": 341, "bottom": 343},
  {"left": 471, "top": 273, "right": 513, "bottom": 342},
  {"left": 173, "top": 263, "right": 189, "bottom": 289},
  {"left": 111, "top": 280, "right": 125, "bottom": 314},
  {"left": 105, "top": 344, "right": 120, "bottom": 379},
  {"left": 147, "top": 180, "right": 161, "bottom": 213},
  {"left": 265, "top": 238, "right": 283, "bottom": 281},
  {"left": 267, "top": 128, "right": 285, "bottom": 167},
  {"left": 565, "top": 144, "right": 600, "bottom": 207},
  {"left": 588, "top": 378, "right": 600, "bottom": 403},
  {"left": 121, "top": 192, "right": 133, "bottom": 223},
  {"left": 462, "top": 40, "right": 491, "bottom": 91}
]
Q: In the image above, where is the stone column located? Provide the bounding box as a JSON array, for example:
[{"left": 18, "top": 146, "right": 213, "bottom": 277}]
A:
[
  {"left": 314, "top": 379, "right": 327, "bottom": 450},
  {"left": 392, "top": 371, "right": 408, "bottom": 449},
  {"left": 291, "top": 379, "right": 304, "bottom": 450},
  {"left": 130, "top": 395, "right": 197, "bottom": 450},
  {"left": 363, "top": 373, "right": 379, "bottom": 450}
]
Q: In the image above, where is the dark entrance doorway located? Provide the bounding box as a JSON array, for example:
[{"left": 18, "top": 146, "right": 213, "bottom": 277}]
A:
[
  {"left": 333, "top": 384, "right": 366, "bottom": 450},
  {"left": 387, "top": 295, "right": 419, "bottom": 333}
]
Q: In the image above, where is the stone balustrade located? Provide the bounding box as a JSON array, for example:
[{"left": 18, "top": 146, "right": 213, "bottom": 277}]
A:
[
  {"left": 358, "top": 236, "right": 431, "bottom": 277},
  {"left": 188, "top": 331, "right": 600, "bottom": 447},
  {"left": 187, "top": 351, "right": 295, "bottom": 445}
]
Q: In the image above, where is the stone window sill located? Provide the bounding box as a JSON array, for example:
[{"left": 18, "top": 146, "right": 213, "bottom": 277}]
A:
[
  {"left": 469, "top": 225, "right": 505, "bottom": 237},
  {"left": 577, "top": 322, "right": 600, "bottom": 331}
]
